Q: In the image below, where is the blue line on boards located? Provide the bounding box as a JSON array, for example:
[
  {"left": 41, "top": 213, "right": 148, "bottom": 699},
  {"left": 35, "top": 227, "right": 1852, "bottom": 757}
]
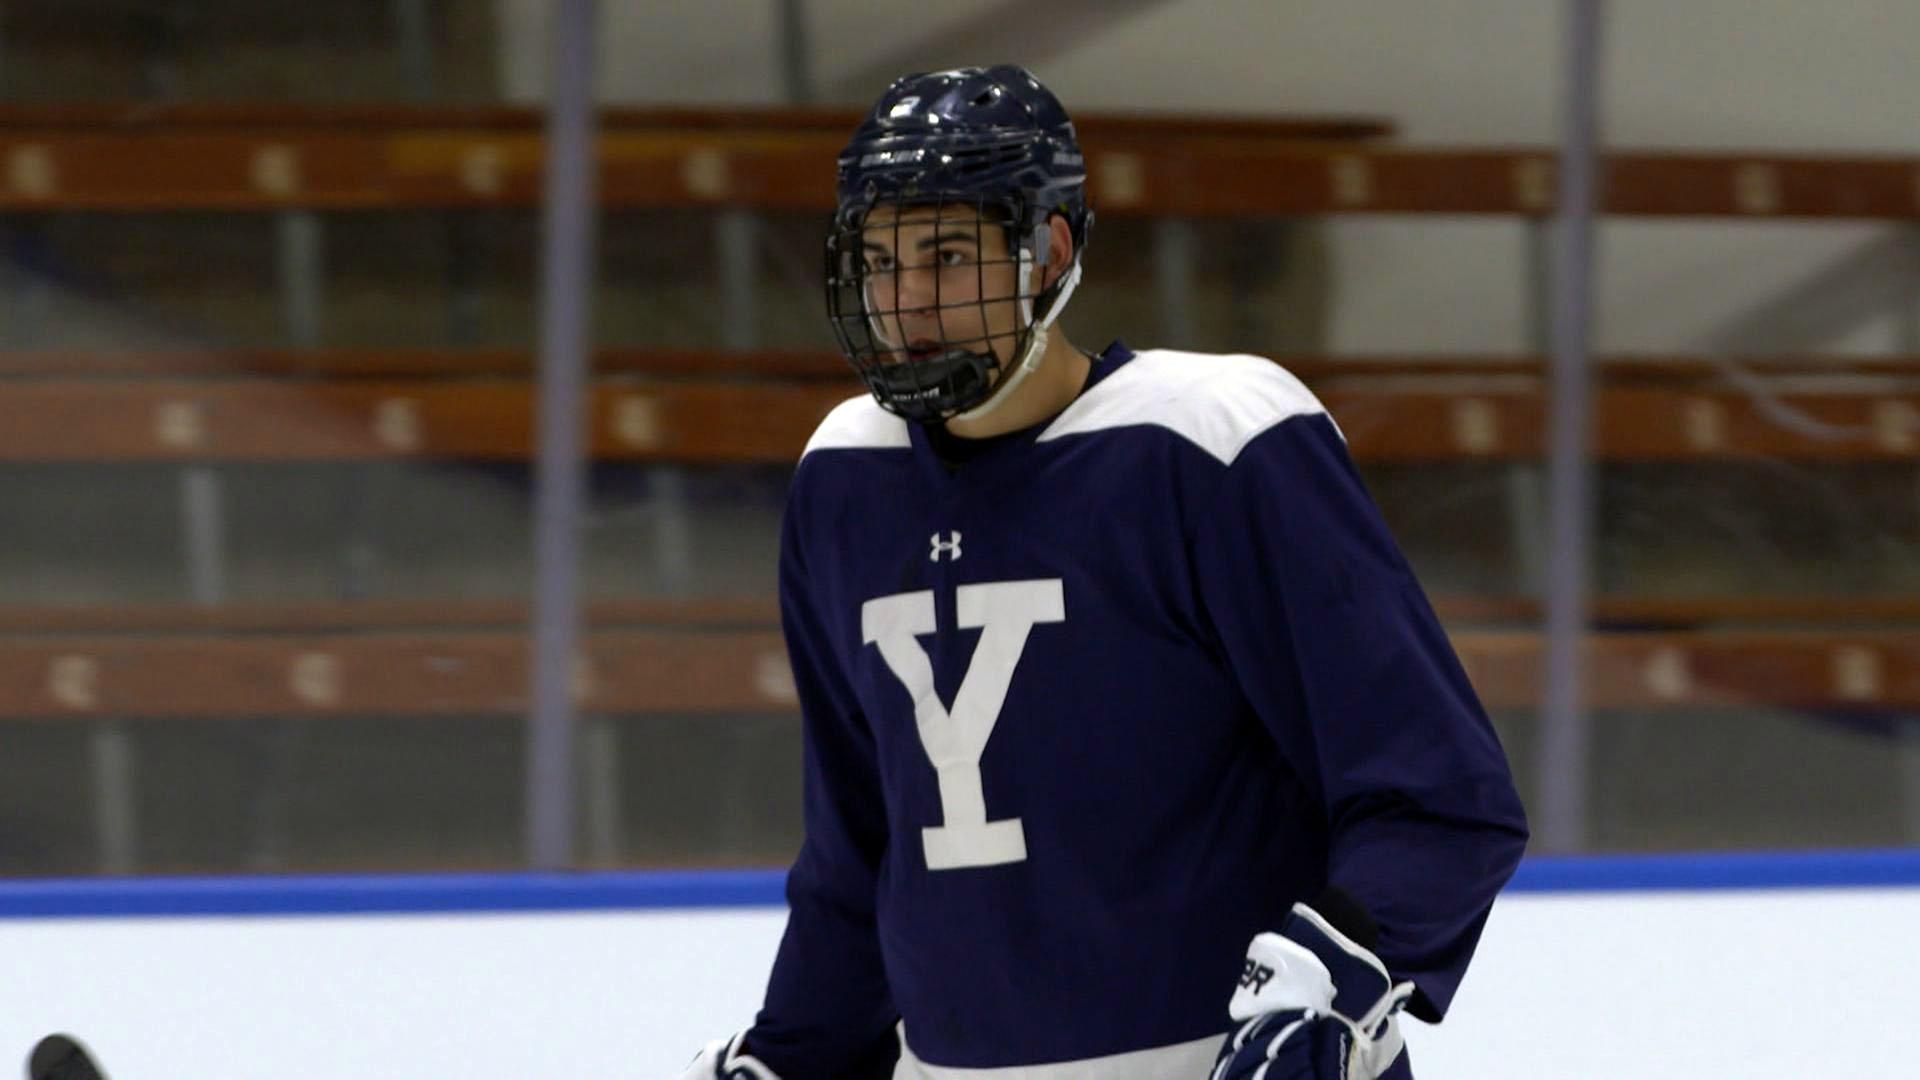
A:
[
  {"left": 0, "top": 868, "right": 789, "bottom": 919},
  {"left": 2, "top": 849, "right": 1916, "bottom": 919},
  {"left": 1509, "top": 847, "right": 1920, "bottom": 893}
]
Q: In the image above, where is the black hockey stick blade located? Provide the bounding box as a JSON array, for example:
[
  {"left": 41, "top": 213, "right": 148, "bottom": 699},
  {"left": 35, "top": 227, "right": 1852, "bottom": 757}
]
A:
[{"left": 27, "top": 1035, "right": 105, "bottom": 1080}]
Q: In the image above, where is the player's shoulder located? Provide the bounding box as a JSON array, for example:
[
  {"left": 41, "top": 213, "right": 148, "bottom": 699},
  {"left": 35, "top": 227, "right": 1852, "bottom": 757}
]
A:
[
  {"left": 1040, "top": 348, "right": 1334, "bottom": 465},
  {"left": 800, "top": 392, "right": 910, "bottom": 459}
]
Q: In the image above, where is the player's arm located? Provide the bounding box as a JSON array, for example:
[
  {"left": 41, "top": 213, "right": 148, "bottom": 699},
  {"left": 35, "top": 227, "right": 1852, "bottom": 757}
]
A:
[
  {"left": 1190, "top": 402, "right": 1529, "bottom": 1030},
  {"left": 683, "top": 486, "right": 898, "bottom": 1079}
]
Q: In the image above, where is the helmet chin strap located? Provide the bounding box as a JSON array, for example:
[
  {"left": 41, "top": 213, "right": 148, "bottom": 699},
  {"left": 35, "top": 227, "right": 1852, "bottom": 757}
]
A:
[{"left": 951, "top": 227, "right": 1083, "bottom": 424}]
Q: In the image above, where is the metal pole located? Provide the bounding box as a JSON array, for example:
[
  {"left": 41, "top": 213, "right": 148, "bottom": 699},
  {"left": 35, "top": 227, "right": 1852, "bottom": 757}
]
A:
[
  {"left": 1524, "top": 221, "right": 1555, "bottom": 357},
  {"left": 392, "top": 0, "right": 438, "bottom": 101},
  {"left": 180, "top": 469, "right": 228, "bottom": 604},
  {"left": 1509, "top": 221, "right": 1557, "bottom": 596},
  {"left": 717, "top": 209, "right": 759, "bottom": 351},
  {"left": 240, "top": 207, "right": 328, "bottom": 867},
  {"left": 584, "top": 716, "right": 625, "bottom": 864},
  {"left": 277, "top": 211, "right": 326, "bottom": 349},
  {"left": 1901, "top": 236, "right": 1920, "bottom": 847},
  {"left": 777, "top": 0, "right": 814, "bottom": 105},
  {"left": 1153, "top": 219, "right": 1196, "bottom": 347},
  {"left": 1902, "top": 226, "right": 1920, "bottom": 354},
  {"left": 88, "top": 727, "right": 137, "bottom": 874},
  {"left": 526, "top": 0, "right": 600, "bottom": 870},
  {"left": 1535, "top": 0, "right": 1605, "bottom": 853}
]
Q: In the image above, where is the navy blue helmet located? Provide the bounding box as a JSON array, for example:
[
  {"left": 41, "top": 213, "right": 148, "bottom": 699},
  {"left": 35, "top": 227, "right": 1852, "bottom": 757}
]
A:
[{"left": 826, "top": 65, "right": 1092, "bottom": 423}]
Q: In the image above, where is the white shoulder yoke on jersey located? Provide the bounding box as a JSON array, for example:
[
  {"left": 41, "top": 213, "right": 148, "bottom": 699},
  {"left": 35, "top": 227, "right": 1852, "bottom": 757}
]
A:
[
  {"left": 801, "top": 393, "right": 912, "bottom": 458},
  {"left": 1039, "top": 349, "right": 1335, "bottom": 466},
  {"left": 798, "top": 351, "right": 1331, "bottom": 464}
]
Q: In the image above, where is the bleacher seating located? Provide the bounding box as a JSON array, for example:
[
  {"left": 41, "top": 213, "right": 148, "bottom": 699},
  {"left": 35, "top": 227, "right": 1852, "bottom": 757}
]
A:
[
  {"left": 1, "top": 350, "right": 1913, "bottom": 462},
  {"left": 3, "top": 101, "right": 1916, "bottom": 871},
  {"left": 4, "top": 104, "right": 1918, "bottom": 217},
  {"left": 2, "top": 598, "right": 1916, "bottom": 720}
]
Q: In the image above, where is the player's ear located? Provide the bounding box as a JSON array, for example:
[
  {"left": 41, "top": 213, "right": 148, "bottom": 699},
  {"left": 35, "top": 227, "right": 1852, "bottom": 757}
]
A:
[{"left": 1042, "top": 212, "right": 1074, "bottom": 289}]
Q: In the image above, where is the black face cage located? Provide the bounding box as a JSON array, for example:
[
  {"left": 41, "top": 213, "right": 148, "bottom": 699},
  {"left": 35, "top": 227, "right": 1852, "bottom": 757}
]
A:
[{"left": 825, "top": 194, "right": 1044, "bottom": 424}]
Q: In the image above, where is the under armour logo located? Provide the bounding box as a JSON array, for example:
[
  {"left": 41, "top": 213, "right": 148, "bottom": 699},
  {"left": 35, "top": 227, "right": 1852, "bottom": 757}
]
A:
[{"left": 929, "top": 531, "right": 963, "bottom": 562}]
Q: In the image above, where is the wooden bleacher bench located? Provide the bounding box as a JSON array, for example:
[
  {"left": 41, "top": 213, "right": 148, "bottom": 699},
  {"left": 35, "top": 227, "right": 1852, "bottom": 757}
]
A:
[
  {"left": 1, "top": 105, "right": 1914, "bottom": 731},
  {"left": 6, "top": 348, "right": 1913, "bottom": 382},
  {"left": 0, "top": 350, "right": 1911, "bottom": 464},
  {"left": 0, "top": 103, "right": 1389, "bottom": 214},
  {"left": 2, "top": 104, "right": 1917, "bottom": 217},
  {"left": 1436, "top": 594, "right": 1920, "bottom": 628},
  {"left": 0, "top": 103, "right": 1397, "bottom": 141},
  {"left": 0, "top": 377, "right": 855, "bottom": 463},
  {"left": 0, "top": 597, "right": 782, "bottom": 636},
  {"left": 0, "top": 599, "right": 1912, "bottom": 718},
  {"left": 0, "top": 348, "right": 855, "bottom": 381},
  {"left": 5, "top": 593, "right": 1915, "bottom": 637},
  {"left": 0, "top": 599, "right": 1914, "bottom": 718}
]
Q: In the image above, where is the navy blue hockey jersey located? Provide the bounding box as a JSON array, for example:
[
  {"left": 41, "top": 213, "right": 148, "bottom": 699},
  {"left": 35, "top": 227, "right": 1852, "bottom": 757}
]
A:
[{"left": 747, "top": 343, "right": 1528, "bottom": 1077}]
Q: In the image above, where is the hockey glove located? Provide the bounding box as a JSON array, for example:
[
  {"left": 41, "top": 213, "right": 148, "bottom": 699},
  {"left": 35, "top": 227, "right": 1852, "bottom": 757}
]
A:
[
  {"left": 1210, "top": 901, "right": 1416, "bottom": 1080},
  {"left": 677, "top": 1033, "right": 782, "bottom": 1080}
]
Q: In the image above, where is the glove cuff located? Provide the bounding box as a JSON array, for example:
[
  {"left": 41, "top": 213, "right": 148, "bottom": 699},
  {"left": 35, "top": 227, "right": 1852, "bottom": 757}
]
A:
[
  {"left": 1281, "top": 901, "right": 1398, "bottom": 1024},
  {"left": 681, "top": 1033, "right": 782, "bottom": 1080},
  {"left": 718, "top": 1033, "right": 782, "bottom": 1080}
]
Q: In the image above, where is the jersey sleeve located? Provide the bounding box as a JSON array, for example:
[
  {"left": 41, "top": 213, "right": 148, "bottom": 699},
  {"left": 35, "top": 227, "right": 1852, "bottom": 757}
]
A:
[
  {"left": 1189, "top": 409, "right": 1530, "bottom": 1023},
  {"left": 744, "top": 479, "right": 899, "bottom": 1078}
]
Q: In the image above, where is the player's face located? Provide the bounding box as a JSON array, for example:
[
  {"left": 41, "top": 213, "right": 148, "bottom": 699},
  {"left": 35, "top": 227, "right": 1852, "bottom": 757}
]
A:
[{"left": 858, "top": 203, "right": 1032, "bottom": 369}]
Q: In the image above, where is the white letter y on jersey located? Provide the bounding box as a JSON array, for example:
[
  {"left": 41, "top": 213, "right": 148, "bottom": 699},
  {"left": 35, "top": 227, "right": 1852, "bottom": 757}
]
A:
[{"left": 861, "top": 579, "right": 1065, "bottom": 870}]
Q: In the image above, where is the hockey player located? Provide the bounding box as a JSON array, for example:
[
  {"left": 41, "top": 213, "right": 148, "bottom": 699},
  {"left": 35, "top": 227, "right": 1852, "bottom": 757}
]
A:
[{"left": 682, "top": 65, "right": 1527, "bottom": 1079}]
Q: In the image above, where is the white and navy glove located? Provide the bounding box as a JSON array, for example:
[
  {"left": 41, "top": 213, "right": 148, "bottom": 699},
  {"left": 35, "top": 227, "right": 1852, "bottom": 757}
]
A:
[
  {"left": 677, "top": 1033, "right": 782, "bottom": 1080},
  {"left": 1211, "top": 895, "right": 1416, "bottom": 1080}
]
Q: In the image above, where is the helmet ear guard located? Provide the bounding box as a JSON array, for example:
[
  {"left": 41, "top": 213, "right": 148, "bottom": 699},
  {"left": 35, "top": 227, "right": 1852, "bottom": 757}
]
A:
[{"left": 951, "top": 216, "right": 1084, "bottom": 424}]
